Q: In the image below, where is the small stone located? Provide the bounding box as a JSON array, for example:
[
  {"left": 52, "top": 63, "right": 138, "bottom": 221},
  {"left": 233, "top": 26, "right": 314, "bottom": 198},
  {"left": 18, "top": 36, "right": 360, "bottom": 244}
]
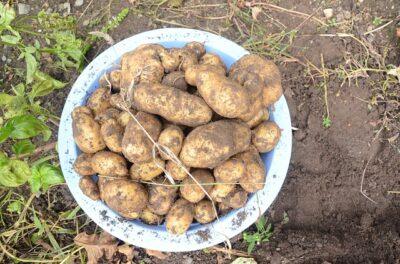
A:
[
  {"left": 1, "top": 55, "right": 6, "bottom": 62},
  {"left": 182, "top": 256, "right": 193, "bottom": 264},
  {"left": 323, "top": 8, "right": 333, "bottom": 19},
  {"left": 82, "top": 20, "right": 90, "bottom": 26},
  {"left": 59, "top": 3, "right": 71, "bottom": 14},
  {"left": 6, "top": 58, "right": 11, "bottom": 63},
  {"left": 17, "top": 3, "right": 31, "bottom": 15},
  {"left": 74, "top": 0, "right": 84, "bottom": 7},
  {"left": 344, "top": 10, "right": 352, "bottom": 20}
]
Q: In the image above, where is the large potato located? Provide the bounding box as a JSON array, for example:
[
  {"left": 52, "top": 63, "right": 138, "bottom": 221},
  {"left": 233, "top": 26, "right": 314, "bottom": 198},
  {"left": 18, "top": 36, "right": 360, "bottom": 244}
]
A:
[
  {"left": 166, "top": 160, "right": 189, "bottom": 180},
  {"left": 132, "top": 83, "right": 212, "bottom": 127},
  {"left": 79, "top": 176, "right": 100, "bottom": 200},
  {"left": 102, "top": 179, "right": 148, "bottom": 219},
  {"left": 87, "top": 87, "right": 111, "bottom": 115},
  {"left": 72, "top": 106, "right": 106, "bottom": 153},
  {"left": 166, "top": 199, "right": 194, "bottom": 235},
  {"left": 185, "top": 64, "right": 225, "bottom": 86},
  {"left": 100, "top": 119, "right": 123, "bottom": 153},
  {"left": 221, "top": 188, "right": 248, "bottom": 209},
  {"left": 252, "top": 121, "right": 281, "bottom": 153},
  {"left": 162, "top": 71, "right": 188, "bottom": 91},
  {"left": 91, "top": 151, "right": 128, "bottom": 177},
  {"left": 129, "top": 158, "right": 165, "bottom": 181},
  {"left": 73, "top": 153, "right": 95, "bottom": 176},
  {"left": 180, "top": 169, "right": 214, "bottom": 203},
  {"left": 157, "top": 125, "right": 184, "bottom": 160},
  {"left": 180, "top": 120, "right": 251, "bottom": 168},
  {"left": 148, "top": 177, "right": 178, "bottom": 215},
  {"left": 194, "top": 200, "right": 217, "bottom": 224},
  {"left": 236, "top": 146, "right": 266, "bottom": 192},
  {"left": 140, "top": 207, "right": 163, "bottom": 225},
  {"left": 122, "top": 112, "right": 162, "bottom": 163}
]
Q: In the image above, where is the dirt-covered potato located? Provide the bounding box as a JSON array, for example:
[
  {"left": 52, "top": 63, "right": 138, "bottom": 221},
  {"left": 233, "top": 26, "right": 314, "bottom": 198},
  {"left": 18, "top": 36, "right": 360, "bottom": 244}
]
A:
[
  {"left": 221, "top": 188, "right": 248, "bottom": 209},
  {"left": 236, "top": 146, "right": 266, "bottom": 192},
  {"left": 129, "top": 158, "right": 165, "bottom": 181},
  {"left": 252, "top": 121, "right": 281, "bottom": 153},
  {"left": 169, "top": 47, "right": 198, "bottom": 72},
  {"left": 162, "top": 71, "right": 188, "bottom": 91},
  {"left": 100, "top": 119, "right": 123, "bottom": 153},
  {"left": 102, "top": 179, "right": 148, "bottom": 219},
  {"left": 199, "top": 53, "right": 226, "bottom": 71},
  {"left": 246, "top": 108, "right": 269, "bottom": 128},
  {"left": 117, "top": 111, "right": 134, "bottom": 127},
  {"left": 210, "top": 183, "right": 235, "bottom": 202},
  {"left": 122, "top": 112, "right": 162, "bottom": 163},
  {"left": 184, "top": 41, "right": 206, "bottom": 59},
  {"left": 97, "top": 176, "right": 110, "bottom": 200},
  {"left": 214, "top": 157, "right": 246, "bottom": 183},
  {"left": 109, "top": 93, "right": 126, "bottom": 110},
  {"left": 180, "top": 169, "right": 214, "bottom": 203},
  {"left": 72, "top": 106, "right": 106, "bottom": 153},
  {"left": 132, "top": 83, "right": 212, "bottom": 127},
  {"left": 148, "top": 177, "right": 178, "bottom": 215},
  {"left": 91, "top": 151, "right": 128, "bottom": 177},
  {"left": 94, "top": 108, "right": 120, "bottom": 125},
  {"left": 87, "top": 87, "right": 111, "bottom": 115},
  {"left": 73, "top": 153, "right": 95, "bottom": 176},
  {"left": 218, "top": 202, "right": 231, "bottom": 215},
  {"left": 109, "top": 70, "right": 121, "bottom": 91},
  {"left": 166, "top": 198, "right": 194, "bottom": 235},
  {"left": 194, "top": 200, "right": 217, "bottom": 224},
  {"left": 140, "top": 207, "right": 163, "bottom": 225},
  {"left": 180, "top": 120, "right": 251, "bottom": 168},
  {"left": 166, "top": 161, "right": 189, "bottom": 180},
  {"left": 158, "top": 125, "right": 184, "bottom": 160},
  {"left": 185, "top": 64, "right": 226, "bottom": 86},
  {"left": 79, "top": 176, "right": 100, "bottom": 200}
]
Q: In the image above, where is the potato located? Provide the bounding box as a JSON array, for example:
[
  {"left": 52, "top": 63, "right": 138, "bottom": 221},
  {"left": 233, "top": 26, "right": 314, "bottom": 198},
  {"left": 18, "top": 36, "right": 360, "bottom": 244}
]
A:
[
  {"left": 102, "top": 179, "right": 148, "bottom": 219},
  {"left": 221, "top": 188, "right": 248, "bottom": 209},
  {"left": 236, "top": 146, "right": 266, "bottom": 192},
  {"left": 79, "top": 176, "right": 100, "bottom": 200},
  {"left": 109, "top": 93, "right": 126, "bottom": 110},
  {"left": 180, "top": 120, "right": 251, "bottom": 168},
  {"left": 214, "top": 157, "right": 246, "bottom": 183},
  {"left": 246, "top": 108, "right": 269, "bottom": 128},
  {"left": 199, "top": 53, "right": 226, "bottom": 71},
  {"left": 140, "top": 207, "right": 163, "bottom": 225},
  {"left": 129, "top": 158, "right": 165, "bottom": 181},
  {"left": 169, "top": 47, "right": 198, "bottom": 71},
  {"left": 162, "top": 71, "right": 188, "bottom": 91},
  {"left": 185, "top": 64, "right": 226, "bottom": 86},
  {"left": 122, "top": 112, "right": 162, "bottom": 163},
  {"left": 87, "top": 87, "right": 111, "bottom": 115},
  {"left": 72, "top": 106, "right": 106, "bottom": 153},
  {"left": 218, "top": 202, "right": 231, "bottom": 215},
  {"left": 100, "top": 119, "right": 123, "bottom": 153},
  {"left": 184, "top": 41, "right": 206, "bottom": 59},
  {"left": 117, "top": 111, "right": 134, "bottom": 127},
  {"left": 91, "top": 151, "right": 128, "bottom": 177},
  {"left": 210, "top": 183, "right": 235, "bottom": 202},
  {"left": 252, "top": 121, "right": 281, "bottom": 153},
  {"left": 97, "top": 175, "right": 110, "bottom": 200},
  {"left": 158, "top": 125, "right": 184, "bottom": 160},
  {"left": 194, "top": 200, "right": 217, "bottom": 224},
  {"left": 229, "top": 54, "right": 282, "bottom": 106},
  {"left": 109, "top": 70, "right": 121, "bottom": 91},
  {"left": 166, "top": 160, "right": 189, "bottom": 181},
  {"left": 180, "top": 169, "right": 214, "bottom": 203},
  {"left": 94, "top": 108, "right": 120, "bottom": 125},
  {"left": 73, "top": 153, "right": 95, "bottom": 176},
  {"left": 132, "top": 83, "right": 212, "bottom": 127},
  {"left": 148, "top": 177, "right": 178, "bottom": 215},
  {"left": 166, "top": 199, "right": 194, "bottom": 235}
]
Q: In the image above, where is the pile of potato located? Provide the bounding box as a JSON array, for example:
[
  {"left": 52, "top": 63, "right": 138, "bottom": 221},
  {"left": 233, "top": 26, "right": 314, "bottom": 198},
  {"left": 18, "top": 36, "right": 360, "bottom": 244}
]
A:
[{"left": 72, "top": 42, "right": 282, "bottom": 235}]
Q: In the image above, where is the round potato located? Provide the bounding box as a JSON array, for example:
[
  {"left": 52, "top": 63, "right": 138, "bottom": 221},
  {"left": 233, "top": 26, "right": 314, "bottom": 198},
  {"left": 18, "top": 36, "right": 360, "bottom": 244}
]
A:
[
  {"left": 252, "top": 121, "right": 281, "bottom": 153},
  {"left": 214, "top": 157, "right": 245, "bottom": 183},
  {"left": 102, "top": 179, "right": 148, "bottom": 219},
  {"left": 194, "top": 200, "right": 217, "bottom": 224},
  {"left": 180, "top": 169, "right": 214, "bottom": 203},
  {"left": 117, "top": 111, "right": 134, "bottom": 127},
  {"left": 100, "top": 119, "right": 123, "bottom": 153},
  {"left": 158, "top": 125, "right": 184, "bottom": 160},
  {"left": 140, "top": 207, "right": 163, "bottom": 225},
  {"left": 210, "top": 183, "right": 235, "bottom": 202},
  {"left": 166, "top": 199, "right": 194, "bottom": 235},
  {"left": 165, "top": 160, "right": 189, "bottom": 181},
  {"left": 129, "top": 158, "right": 165, "bottom": 181},
  {"left": 73, "top": 153, "right": 95, "bottom": 176},
  {"left": 184, "top": 41, "right": 206, "bottom": 59},
  {"left": 72, "top": 106, "right": 106, "bottom": 153},
  {"left": 79, "top": 176, "right": 100, "bottom": 200},
  {"left": 148, "top": 177, "right": 178, "bottom": 215},
  {"left": 87, "top": 87, "right": 111, "bottom": 115},
  {"left": 162, "top": 71, "right": 188, "bottom": 91},
  {"left": 199, "top": 53, "right": 226, "bottom": 71},
  {"left": 221, "top": 188, "right": 248, "bottom": 209},
  {"left": 246, "top": 108, "right": 269, "bottom": 128},
  {"left": 94, "top": 108, "right": 120, "bottom": 125},
  {"left": 236, "top": 146, "right": 266, "bottom": 192},
  {"left": 91, "top": 151, "right": 128, "bottom": 177}
]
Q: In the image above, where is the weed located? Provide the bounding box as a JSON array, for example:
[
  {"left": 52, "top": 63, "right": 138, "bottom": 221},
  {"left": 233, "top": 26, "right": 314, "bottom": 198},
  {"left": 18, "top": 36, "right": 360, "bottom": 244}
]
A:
[
  {"left": 372, "top": 16, "right": 383, "bottom": 26},
  {"left": 243, "top": 216, "right": 273, "bottom": 254}
]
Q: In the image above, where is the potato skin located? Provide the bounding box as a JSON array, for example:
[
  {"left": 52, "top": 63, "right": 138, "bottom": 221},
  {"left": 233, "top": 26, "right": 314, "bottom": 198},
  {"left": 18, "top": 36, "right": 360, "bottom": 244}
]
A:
[
  {"left": 117, "top": 111, "right": 134, "bottom": 127},
  {"left": 214, "top": 157, "right": 246, "bottom": 183},
  {"left": 252, "top": 121, "right": 281, "bottom": 153},
  {"left": 180, "top": 169, "right": 214, "bottom": 203},
  {"left": 79, "top": 176, "right": 100, "bottom": 200},
  {"left": 166, "top": 161, "right": 189, "bottom": 180},
  {"left": 72, "top": 106, "right": 106, "bottom": 153},
  {"left": 210, "top": 183, "right": 235, "bottom": 202},
  {"left": 185, "top": 64, "right": 226, "bottom": 86},
  {"left": 169, "top": 48, "right": 198, "bottom": 71},
  {"left": 221, "top": 188, "right": 248, "bottom": 209},
  {"left": 148, "top": 177, "right": 178, "bottom": 215},
  {"left": 100, "top": 119, "right": 123, "bottom": 153},
  {"left": 102, "top": 179, "right": 148, "bottom": 219},
  {"left": 87, "top": 87, "right": 111, "bottom": 115},
  {"left": 194, "top": 200, "right": 217, "bottom": 224},
  {"left": 73, "top": 153, "right": 95, "bottom": 176},
  {"left": 109, "top": 70, "right": 121, "bottom": 91},
  {"left": 236, "top": 147, "right": 266, "bottom": 192},
  {"left": 199, "top": 53, "right": 226, "bottom": 71},
  {"left": 133, "top": 83, "right": 212, "bottom": 127},
  {"left": 97, "top": 175, "right": 110, "bottom": 200},
  {"left": 184, "top": 42, "right": 206, "bottom": 59},
  {"left": 158, "top": 125, "right": 184, "bottom": 160},
  {"left": 122, "top": 112, "right": 162, "bottom": 163},
  {"left": 246, "top": 108, "right": 269, "bottom": 128},
  {"left": 94, "top": 108, "right": 120, "bottom": 125},
  {"left": 140, "top": 207, "right": 163, "bottom": 225},
  {"left": 91, "top": 151, "right": 128, "bottom": 177},
  {"left": 109, "top": 93, "right": 126, "bottom": 110},
  {"left": 166, "top": 199, "right": 194, "bottom": 235},
  {"left": 180, "top": 120, "right": 251, "bottom": 168},
  {"left": 162, "top": 71, "right": 187, "bottom": 91},
  {"left": 129, "top": 158, "right": 165, "bottom": 181}
]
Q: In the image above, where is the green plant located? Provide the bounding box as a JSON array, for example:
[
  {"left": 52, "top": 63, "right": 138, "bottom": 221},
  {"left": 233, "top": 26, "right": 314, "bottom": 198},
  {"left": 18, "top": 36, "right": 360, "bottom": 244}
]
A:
[
  {"left": 243, "top": 216, "right": 273, "bottom": 254},
  {"left": 372, "top": 17, "right": 383, "bottom": 26}
]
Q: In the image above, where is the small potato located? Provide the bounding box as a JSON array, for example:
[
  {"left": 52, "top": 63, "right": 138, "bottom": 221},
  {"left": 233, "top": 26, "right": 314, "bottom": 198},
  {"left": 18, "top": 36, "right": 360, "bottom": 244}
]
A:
[
  {"left": 91, "top": 151, "right": 128, "bottom": 177},
  {"left": 129, "top": 158, "right": 165, "bottom": 181},
  {"left": 166, "top": 199, "right": 194, "bottom": 235},
  {"left": 117, "top": 111, "right": 134, "bottom": 127},
  {"left": 100, "top": 119, "right": 123, "bottom": 153},
  {"left": 73, "top": 153, "right": 95, "bottom": 176},
  {"left": 79, "top": 176, "right": 100, "bottom": 200},
  {"left": 252, "top": 121, "right": 281, "bottom": 153},
  {"left": 109, "top": 93, "right": 126, "bottom": 110},
  {"left": 214, "top": 157, "right": 246, "bottom": 183},
  {"left": 87, "top": 87, "right": 111, "bottom": 115},
  {"left": 148, "top": 177, "right": 178, "bottom": 215},
  {"left": 221, "top": 188, "right": 248, "bottom": 209},
  {"left": 194, "top": 200, "right": 217, "bottom": 224},
  {"left": 162, "top": 71, "right": 188, "bottom": 91},
  {"left": 199, "top": 53, "right": 226, "bottom": 72},
  {"left": 94, "top": 108, "right": 120, "bottom": 125},
  {"left": 236, "top": 147, "right": 266, "bottom": 192},
  {"left": 140, "top": 207, "right": 163, "bottom": 225},
  {"left": 166, "top": 160, "right": 189, "bottom": 181},
  {"left": 102, "top": 179, "right": 148, "bottom": 219},
  {"left": 210, "top": 183, "right": 235, "bottom": 202},
  {"left": 180, "top": 170, "right": 214, "bottom": 203},
  {"left": 218, "top": 202, "right": 231, "bottom": 215},
  {"left": 158, "top": 125, "right": 184, "bottom": 160},
  {"left": 184, "top": 42, "right": 206, "bottom": 59},
  {"left": 72, "top": 106, "right": 106, "bottom": 153},
  {"left": 246, "top": 108, "right": 269, "bottom": 128},
  {"left": 109, "top": 70, "right": 121, "bottom": 91},
  {"left": 122, "top": 112, "right": 162, "bottom": 163}
]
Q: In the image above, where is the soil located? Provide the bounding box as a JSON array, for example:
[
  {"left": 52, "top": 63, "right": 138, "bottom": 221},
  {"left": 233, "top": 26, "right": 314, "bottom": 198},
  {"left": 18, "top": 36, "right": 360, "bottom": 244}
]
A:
[{"left": 1, "top": 0, "right": 400, "bottom": 263}]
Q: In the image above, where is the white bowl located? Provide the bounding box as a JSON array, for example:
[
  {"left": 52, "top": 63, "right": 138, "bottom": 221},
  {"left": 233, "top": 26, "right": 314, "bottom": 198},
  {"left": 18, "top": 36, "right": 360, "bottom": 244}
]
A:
[{"left": 58, "top": 28, "right": 292, "bottom": 252}]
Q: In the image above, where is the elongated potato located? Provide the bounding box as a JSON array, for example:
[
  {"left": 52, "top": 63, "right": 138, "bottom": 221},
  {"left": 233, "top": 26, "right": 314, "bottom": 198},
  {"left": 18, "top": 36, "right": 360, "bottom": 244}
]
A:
[
  {"left": 91, "top": 151, "right": 128, "bottom": 177},
  {"left": 184, "top": 42, "right": 206, "bottom": 59},
  {"left": 158, "top": 125, "right": 184, "bottom": 160},
  {"left": 148, "top": 177, "right": 178, "bottom": 215},
  {"left": 129, "top": 158, "right": 165, "bottom": 181},
  {"left": 180, "top": 169, "right": 214, "bottom": 203},
  {"left": 94, "top": 108, "right": 120, "bottom": 125},
  {"left": 246, "top": 108, "right": 269, "bottom": 128},
  {"left": 194, "top": 200, "right": 217, "bottom": 224},
  {"left": 122, "top": 112, "right": 162, "bottom": 163},
  {"left": 100, "top": 119, "right": 123, "bottom": 153},
  {"left": 133, "top": 83, "right": 212, "bottom": 127},
  {"left": 79, "top": 176, "right": 100, "bottom": 200},
  {"left": 214, "top": 157, "right": 246, "bottom": 183},
  {"left": 180, "top": 120, "right": 251, "bottom": 168},
  {"left": 166, "top": 199, "right": 194, "bottom": 235},
  {"left": 87, "top": 87, "right": 111, "bottom": 115},
  {"left": 162, "top": 71, "right": 188, "bottom": 91},
  {"left": 102, "top": 179, "right": 148, "bottom": 219},
  {"left": 185, "top": 64, "right": 226, "bottom": 86},
  {"left": 166, "top": 160, "right": 189, "bottom": 180},
  {"left": 252, "top": 121, "right": 281, "bottom": 153},
  {"left": 140, "top": 207, "right": 163, "bottom": 225},
  {"left": 73, "top": 153, "right": 95, "bottom": 176},
  {"left": 221, "top": 188, "right": 248, "bottom": 209},
  {"left": 72, "top": 106, "right": 106, "bottom": 153},
  {"left": 236, "top": 146, "right": 266, "bottom": 192}
]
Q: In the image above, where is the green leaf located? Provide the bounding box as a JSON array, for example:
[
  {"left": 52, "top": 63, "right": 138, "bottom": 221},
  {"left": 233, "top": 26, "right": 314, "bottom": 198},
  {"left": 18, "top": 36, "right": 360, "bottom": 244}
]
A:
[
  {"left": 12, "top": 139, "right": 35, "bottom": 156},
  {"left": 33, "top": 211, "right": 44, "bottom": 236},
  {"left": 12, "top": 83, "right": 25, "bottom": 96},
  {"left": 7, "top": 200, "right": 22, "bottom": 213},
  {"left": 59, "top": 206, "right": 81, "bottom": 220},
  {"left": 0, "top": 125, "right": 12, "bottom": 142},
  {"left": 255, "top": 216, "right": 266, "bottom": 232},
  {"left": 247, "top": 240, "right": 256, "bottom": 254},
  {"left": 0, "top": 93, "right": 14, "bottom": 105},
  {"left": 25, "top": 51, "right": 38, "bottom": 84},
  {"left": 0, "top": 156, "right": 31, "bottom": 187},
  {"left": 0, "top": 3, "right": 16, "bottom": 26},
  {"left": 1, "top": 115, "right": 51, "bottom": 142},
  {"left": 29, "top": 162, "right": 64, "bottom": 193},
  {"left": 1, "top": 34, "right": 20, "bottom": 44},
  {"left": 28, "top": 71, "right": 66, "bottom": 100}
]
